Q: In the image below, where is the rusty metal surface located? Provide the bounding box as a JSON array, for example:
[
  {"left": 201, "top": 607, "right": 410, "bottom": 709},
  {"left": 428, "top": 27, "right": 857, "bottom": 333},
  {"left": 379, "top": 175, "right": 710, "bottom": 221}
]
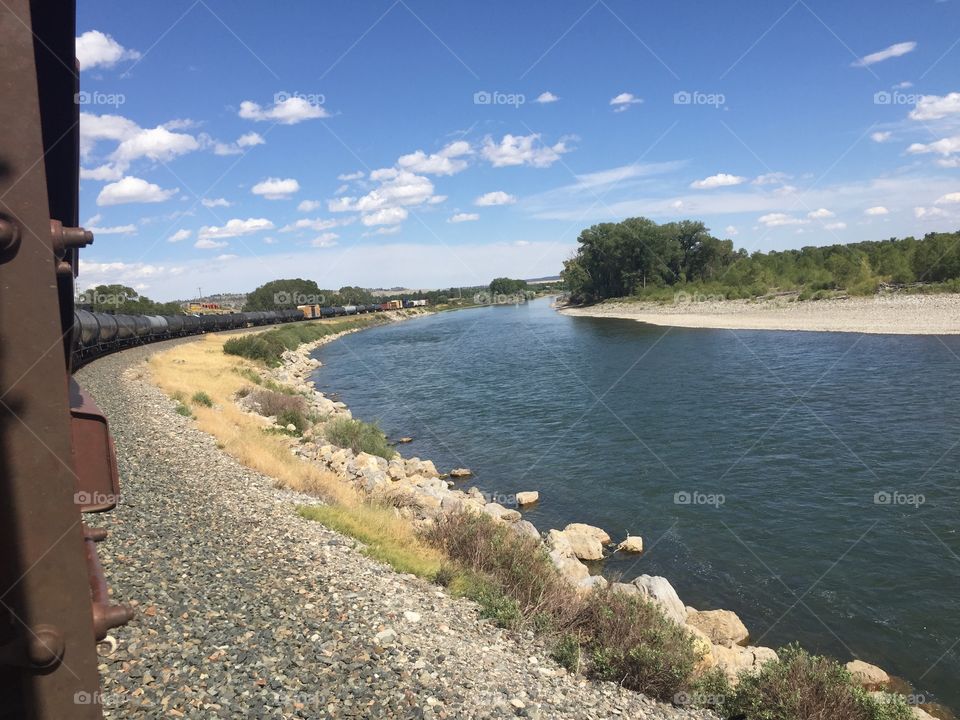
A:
[
  {"left": 0, "top": 0, "right": 109, "bottom": 717},
  {"left": 69, "top": 379, "right": 121, "bottom": 513}
]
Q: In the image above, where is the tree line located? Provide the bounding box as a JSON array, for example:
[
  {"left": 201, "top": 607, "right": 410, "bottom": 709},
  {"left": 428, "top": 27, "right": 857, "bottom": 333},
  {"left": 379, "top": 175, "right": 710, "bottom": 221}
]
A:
[{"left": 561, "top": 217, "right": 960, "bottom": 302}]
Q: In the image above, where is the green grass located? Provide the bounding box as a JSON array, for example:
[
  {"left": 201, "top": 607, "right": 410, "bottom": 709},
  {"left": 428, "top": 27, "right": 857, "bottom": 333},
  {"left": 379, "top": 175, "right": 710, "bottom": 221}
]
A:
[
  {"left": 323, "top": 417, "right": 395, "bottom": 459},
  {"left": 223, "top": 317, "right": 387, "bottom": 366},
  {"left": 191, "top": 391, "right": 213, "bottom": 407},
  {"left": 174, "top": 402, "right": 193, "bottom": 418}
]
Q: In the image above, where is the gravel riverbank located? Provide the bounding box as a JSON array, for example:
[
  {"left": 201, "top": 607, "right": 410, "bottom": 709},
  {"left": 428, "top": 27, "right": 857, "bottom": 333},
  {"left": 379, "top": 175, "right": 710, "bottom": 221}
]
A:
[{"left": 78, "top": 337, "right": 715, "bottom": 719}]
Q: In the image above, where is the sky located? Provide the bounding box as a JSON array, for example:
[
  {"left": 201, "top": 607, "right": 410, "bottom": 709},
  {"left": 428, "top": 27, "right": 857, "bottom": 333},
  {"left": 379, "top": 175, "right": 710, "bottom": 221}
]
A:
[{"left": 76, "top": 0, "right": 960, "bottom": 301}]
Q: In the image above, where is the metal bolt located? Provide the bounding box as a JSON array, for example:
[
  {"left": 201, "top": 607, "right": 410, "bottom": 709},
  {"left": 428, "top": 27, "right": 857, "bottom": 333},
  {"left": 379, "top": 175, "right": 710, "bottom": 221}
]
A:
[
  {"left": 0, "top": 218, "right": 21, "bottom": 260},
  {"left": 25, "top": 625, "right": 63, "bottom": 668}
]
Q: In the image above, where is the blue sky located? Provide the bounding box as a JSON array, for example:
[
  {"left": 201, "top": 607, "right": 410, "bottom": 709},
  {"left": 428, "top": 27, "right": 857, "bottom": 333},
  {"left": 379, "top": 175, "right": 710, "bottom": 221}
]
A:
[{"left": 77, "top": 0, "right": 960, "bottom": 300}]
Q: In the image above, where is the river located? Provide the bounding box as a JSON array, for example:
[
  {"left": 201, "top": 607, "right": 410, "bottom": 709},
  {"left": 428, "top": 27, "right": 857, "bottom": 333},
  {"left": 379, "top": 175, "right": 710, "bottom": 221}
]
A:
[{"left": 310, "top": 297, "right": 960, "bottom": 708}]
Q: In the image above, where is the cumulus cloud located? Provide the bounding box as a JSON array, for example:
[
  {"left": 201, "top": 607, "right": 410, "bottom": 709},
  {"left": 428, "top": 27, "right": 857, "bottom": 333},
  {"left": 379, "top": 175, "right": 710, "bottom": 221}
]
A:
[
  {"left": 76, "top": 30, "right": 140, "bottom": 70},
  {"left": 691, "top": 173, "right": 746, "bottom": 189},
  {"left": 753, "top": 172, "right": 791, "bottom": 186},
  {"left": 909, "top": 93, "right": 960, "bottom": 121},
  {"left": 198, "top": 218, "right": 274, "bottom": 240},
  {"left": 907, "top": 135, "right": 960, "bottom": 157},
  {"left": 298, "top": 200, "right": 322, "bottom": 212},
  {"left": 80, "top": 112, "right": 200, "bottom": 177},
  {"left": 201, "top": 197, "right": 231, "bottom": 208},
  {"left": 852, "top": 41, "right": 916, "bottom": 67},
  {"left": 535, "top": 91, "right": 560, "bottom": 104},
  {"left": 449, "top": 212, "right": 479, "bottom": 223},
  {"left": 364, "top": 226, "right": 402, "bottom": 237},
  {"left": 609, "top": 92, "right": 643, "bottom": 112},
  {"left": 167, "top": 229, "right": 192, "bottom": 243},
  {"left": 111, "top": 126, "right": 200, "bottom": 166},
  {"left": 807, "top": 208, "right": 835, "bottom": 219},
  {"left": 239, "top": 97, "right": 328, "bottom": 124},
  {"left": 935, "top": 192, "right": 960, "bottom": 205},
  {"left": 481, "top": 133, "right": 571, "bottom": 168},
  {"left": 361, "top": 207, "right": 408, "bottom": 226},
  {"left": 88, "top": 223, "right": 136, "bottom": 235},
  {"left": 331, "top": 170, "right": 435, "bottom": 216},
  {"left": 79, "top": 112, "right": 140, "bottom": 158},
  {"left": 97, "top": 176, "right": 177, "bottom": 206},
  {"left": 914, "top": 206, "right": 946, "bottom": 219},
  {"left": 870, "top": 131, "right": 892, "bottom": 143},
  {"left": 475, "top": 191, "right": 516, "bottom": 206},
  {"left": 214, "top": 132, "right": 265, "bottom": 156},
  {"left": 725, "top": 225, "right": 738, "bottom": 236},
  {"left": 310, "top": 233, "right": 339, "bottom": 248},
  {"left": 281, "top": 217, "right": 342, "bottom": 232},
  {"left": 338, "top": 171, "right": 365, "bottom": 181},
  {"left": 758, "top": 212, "right": 808, "bottom": 227},
  {"left": 825, "top": 222, "right": 848, "bottom": 230},
  {"left": 865, "top": 206, "right": 889, "bottom": 215},
  {"left": 195, "top": 238, "right": 228, "bottom": 249},
  {"left": 251, "top": 177, "right": 300, "bottom": 200},
  {"left": 397, "top": 140, "right": 472, "bottom": 176}
]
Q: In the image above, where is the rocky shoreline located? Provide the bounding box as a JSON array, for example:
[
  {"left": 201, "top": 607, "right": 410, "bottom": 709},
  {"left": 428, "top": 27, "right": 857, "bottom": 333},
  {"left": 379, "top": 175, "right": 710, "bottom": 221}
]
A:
[{"left": 260, "top": 320, "right": 929, "bottom": 713}]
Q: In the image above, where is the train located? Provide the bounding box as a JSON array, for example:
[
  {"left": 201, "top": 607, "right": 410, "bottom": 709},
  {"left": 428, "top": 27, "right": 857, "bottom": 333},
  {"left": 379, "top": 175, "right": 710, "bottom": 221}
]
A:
[{"left": 296, "top": 298, "right": 428, "bottom": 319}]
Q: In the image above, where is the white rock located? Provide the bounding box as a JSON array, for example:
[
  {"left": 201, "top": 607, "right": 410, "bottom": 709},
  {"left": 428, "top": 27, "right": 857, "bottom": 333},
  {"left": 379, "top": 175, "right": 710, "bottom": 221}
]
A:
[
  {"left": 403, "top": 611, "right": 421, "bottom": 623},
  {"left": 449, "top": 468, "right": 473, "bottom": 478},
  {"left": 374, "top": 628, "right": 396, "bottom": 645},
  {"left": 686, "top": 608, "right": 749, "bottom": 647},
  {"left": 577, "top": 575, "right": 608, "bottom": 592},
  {"left": 515, "top": 491, "right": 539, "bottom": 506},
  {"left": 631, "top": 575, "right": 686, "bottom": 625},
  {"left": 617, "top": 536, "right": 643, "bottom": 553},
  {"left": 563, "top": 523, "right": 611, "bottom": 545},
  {"left": 564, "top": 532, "right": 604, "bottom": 561},
  {"left": 285, "top": 423, "right": 297, "bottom": 432},
  {"left": 845, "top": 659, "right": 890, "bottom": 690}
]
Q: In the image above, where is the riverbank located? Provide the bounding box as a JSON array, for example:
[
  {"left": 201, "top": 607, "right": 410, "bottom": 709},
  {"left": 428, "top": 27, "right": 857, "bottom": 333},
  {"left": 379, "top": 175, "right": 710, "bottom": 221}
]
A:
[
  {"left": 121, "top": 316, "right": 941, "bottom": 718},
  {"left": 559, "top": 294, "right": 960, "bottom": 335}
]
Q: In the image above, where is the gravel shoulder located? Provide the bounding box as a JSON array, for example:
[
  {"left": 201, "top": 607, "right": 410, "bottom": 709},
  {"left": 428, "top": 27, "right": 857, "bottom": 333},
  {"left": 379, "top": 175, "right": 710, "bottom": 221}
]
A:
[
  {"left": 78, "top": 337, "right": 713, "bottom": 719},
  {"left": 560, "top": 294, "right": 960, "bottom": 334}
]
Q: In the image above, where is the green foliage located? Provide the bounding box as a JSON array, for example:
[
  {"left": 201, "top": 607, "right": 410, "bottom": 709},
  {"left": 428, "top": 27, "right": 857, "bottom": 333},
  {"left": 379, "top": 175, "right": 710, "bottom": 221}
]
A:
[
  {"left": 552, "top": 634, "right": 582, "bottom": 672},
  {"left": 722, "top": 644, "right": 913, "bottom": 720},
  {"left": 174, "top": 402, "right": 193, "bottom": 418},
  {"left": 489, "top": 277, "right": 529, "bottom": 296},
  {"left": 561, "top": 219, "right": 960, "bottom": 302},
  {"left": 191, "top": 391, "right": 213, "bottom": 407},
  {"left": 323, "top": 417, "right": 394, "bottom": 459},
  {"left": 248, "top": 389, "right": 311, "bottom": 432},
  {"left": 448, "top": 571, "right": 522, "bottom": 627},
  {"left": 77, "top": 284, "right": 183, "bottom": 315},
  {"left": 243, "top": 279, "right": 379, "bottom": 311},
  {"left": 223, "top": 317, "right": 384, "bottom": 366}
]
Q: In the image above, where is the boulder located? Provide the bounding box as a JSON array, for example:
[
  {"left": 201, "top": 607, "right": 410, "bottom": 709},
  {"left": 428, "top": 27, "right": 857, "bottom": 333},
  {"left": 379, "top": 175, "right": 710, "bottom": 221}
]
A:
[
  {"left": 610, "top": 582, "right": 640, "bottom": 596},
  {"left": 563, "top": 523, "right": 611, "bottom": 545},
  {"left": 397, "top": 437, "right": 413, "bottom": 444},
  {"left": 516, "top": 491, "right": 539, "bottom": 506},
  {"left": 617, "top": 536, "right": 643, "bottom": 553},
  {"left": 712, "top": 645, "right": 778, "bottom": 686},
  {"left": 512, "top": 520, "right": 541, "bottom": 541},
  {"left": 687, "top": 626, "right": 716, "bottom": 673},
  {"left": 549, "top": 551, "right": 589, "bottom": 584},
  {"left": 911, "top": 708, "right": 938, "bottom": 720},
  {"left": 686, "top": 608, "right": 749, "bottom": 647},
  {"left": 449, "top": 468, "right": 473, "bottom": 478},
  {"left": 577, "top": 575, "right": 608, "bottom": 592},
  {"left": 564, "top": 531, "right": 604, "bottom": 561},
  {"left": 631, "top": 575, "right": 686, "bottom": 625},
  {"left": 419, "top": 459, "right": 440, "bottom": 477},
  {"left": 845, "top": 659, "right": 890, "bottom": 690},
  {"left": 483, "top": 503, "right": 521, "bottom": 523},
  {"left": 387, "top": 461, "right": 406, "bottom": 481}
]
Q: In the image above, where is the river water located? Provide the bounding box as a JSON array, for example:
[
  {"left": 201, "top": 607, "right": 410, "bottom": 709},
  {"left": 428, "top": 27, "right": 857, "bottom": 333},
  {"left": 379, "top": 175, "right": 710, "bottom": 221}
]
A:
[{"left": 310, "top": 298, "right": 960, "bottom": 707}]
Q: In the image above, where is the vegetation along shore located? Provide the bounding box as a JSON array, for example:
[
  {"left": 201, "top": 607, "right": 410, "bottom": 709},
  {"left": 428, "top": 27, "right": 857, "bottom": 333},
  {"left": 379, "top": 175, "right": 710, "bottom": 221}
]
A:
[{"left": 142, "top": 312, "right": 944, "bottom": 719}]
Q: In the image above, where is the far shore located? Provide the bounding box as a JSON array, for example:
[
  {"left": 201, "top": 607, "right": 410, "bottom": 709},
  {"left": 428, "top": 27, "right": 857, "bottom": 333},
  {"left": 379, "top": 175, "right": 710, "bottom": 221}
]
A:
[{"left": 559, "top": 293, "right": 960, "bottom": 335}]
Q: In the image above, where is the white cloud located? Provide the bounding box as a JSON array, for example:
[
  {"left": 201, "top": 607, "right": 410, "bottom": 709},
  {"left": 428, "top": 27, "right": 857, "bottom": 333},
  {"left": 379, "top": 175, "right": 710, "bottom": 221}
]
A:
[
  {"left": 201, "top": 197, "right": 231, "bottom": 208},
  {"left": 893, "top": 81, "right": 913, "bottom": 90},
  {"left": 397, "top": 140, "right": 472, "bottom": 176},
  {"left": 724, "top": 225, "right": 738, "bottom": 236},
  {"left": 338, "top": 171, "right": 365, "bottom": 181},
  {"left": 691, "top": 173, "right": 746, "bottom": 190},
  {"left": 753, "top": 172, "right": 791, "bottom": 186},
  {"left": 907, "top": 135, "right": 960, "bottom": 157},
  {"left": 198, "top": 218, "right": 274, "bottom": 240},
  {"left": 76, "top": 30, "right": 140, "bottom": 70},
  {"left": 825, "top": 221, "right": 848, "bottom": 230},
  {"left": 97, "top": 176, "right": 176, "bottom": 206},
  {"left": 331, "top": 171, "right": 435, "bottom": 213},
  {"left": 758, "top": 212, "right": 808, "bottom": 227},
  {"left": 909, "top": 92, "right": 960, "bottom": 121},
  {"left": 263, "top": 236, "right": 278, "bottom": 245},
  {"left": 88, "top": 223, "right": 136, "bottom": 235},
  {"left": 167, "top": 229, "right": 192, "bottom": 243},
  {"left": 852, "top": 41, "right": 916, "bottom": 67},
  {"left": 807, "top": 208, "right": 835, "bottom": 219},
  {"left": 239, "top": 97, "right": 329, "bottom": 124},
  {"left": 361, "top": 207, "right": 408, "bottom": 226},
  {"left": 449, "top": 212, "right": 479, "bottom": 223},
  {"left": 475, "top": 191, "right": 516, "bottom": 206},
  {"left": 870, "top": 131, "right": 892, "bottom": 143},
  {"left": 481, "top": 133, "right": 571, "bottom": 168},
  {"left": 80, "top": 164, "right": 123, "bottom": 181},
  {"left": 80, "top": 113, "right": 200, "bottom": 177},
  {"left": 935, "top": 192, "right": 960, "bottom": 205},
  {"left": 310, "top": 233, "right": 339, "bottom": 248},
  {"left": 79, "top": 112, "right": 139, "bottom": 158},
  {"left": 428, "top": 195, "right": 447, "bottom": 204},
  {"left": 195, "top": 238, "right": 228, "bottom": 249},
  {"left": 364, "top": 225, "right": 402, "bottom": 237},
  {"left": 298, "top": 200, "right": 322, "bottom": 212},
  {"left": 216, "top": 254, "right": 238, "bottom": 261},
  {"left": 535, "top": 91, "right": 560, "bottom": 104},
  {"left": 112, "top": 126, "right": 200, "bottom": 166},
  {"left": 914, "top": 206, "right": 946, "bottom": 219},
  {"left": 865, "top": 206, "right": 889, "bottom": 215},
  {"left": 281, "top": 217, "right": 341, "bottom": 232},
  {"left": 214, "top": 132, "right": 265, "bottom": 156},
  {"left": 609, "top": 92, "right": 643, "bottom": 112},
  {"left": 251, "top": 177, "right": 300, "bottom": 200}
]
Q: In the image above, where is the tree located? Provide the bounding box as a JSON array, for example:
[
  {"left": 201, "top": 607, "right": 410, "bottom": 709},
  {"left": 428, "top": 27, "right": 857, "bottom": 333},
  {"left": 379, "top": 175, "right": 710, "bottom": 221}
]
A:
[
  {"left": 489, "top": 277, "right": 528, "bottom": 296},
  {"left": 77, "top": 284, "right": 182, "bottom": 315},
  {"left": 244, "top": 278, "right": 324, "bottom": 310}
]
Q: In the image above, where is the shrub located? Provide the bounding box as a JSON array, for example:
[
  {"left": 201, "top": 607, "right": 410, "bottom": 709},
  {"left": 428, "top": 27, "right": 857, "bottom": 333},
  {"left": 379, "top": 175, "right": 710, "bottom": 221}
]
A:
[
  {"left": 174, "top": 402, "right": 193, "bottom": 418},
  {"left": 248, "top": 389, "right": 310, "bottom": 432},
  {"left": 224, "top": 317, "right": 387, "bottom": 366},
  {"left": 324, "top": 417, "right": 394, "bottom": 459},
  {"left": 192, "top": 391, "right": 213, "bottom": 407},
  {"left": 724, "top": 644, "right": 913, "bottom": 720}
]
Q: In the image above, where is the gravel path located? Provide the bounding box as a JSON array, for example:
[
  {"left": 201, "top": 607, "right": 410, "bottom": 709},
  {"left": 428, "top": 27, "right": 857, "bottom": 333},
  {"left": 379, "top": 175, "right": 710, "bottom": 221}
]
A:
[{"left": 79, "top": 338, "right": 715, "bottom": 719}]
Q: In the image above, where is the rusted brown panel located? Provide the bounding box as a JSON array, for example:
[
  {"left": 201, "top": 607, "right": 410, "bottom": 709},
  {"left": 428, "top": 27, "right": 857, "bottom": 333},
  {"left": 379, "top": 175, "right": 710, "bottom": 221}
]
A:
[
  {"left": 0, "top": 0, "right": 104, "bottom": 718},
  {"left": 69, "top": 379, "right": 121, "bottom": 513}
]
